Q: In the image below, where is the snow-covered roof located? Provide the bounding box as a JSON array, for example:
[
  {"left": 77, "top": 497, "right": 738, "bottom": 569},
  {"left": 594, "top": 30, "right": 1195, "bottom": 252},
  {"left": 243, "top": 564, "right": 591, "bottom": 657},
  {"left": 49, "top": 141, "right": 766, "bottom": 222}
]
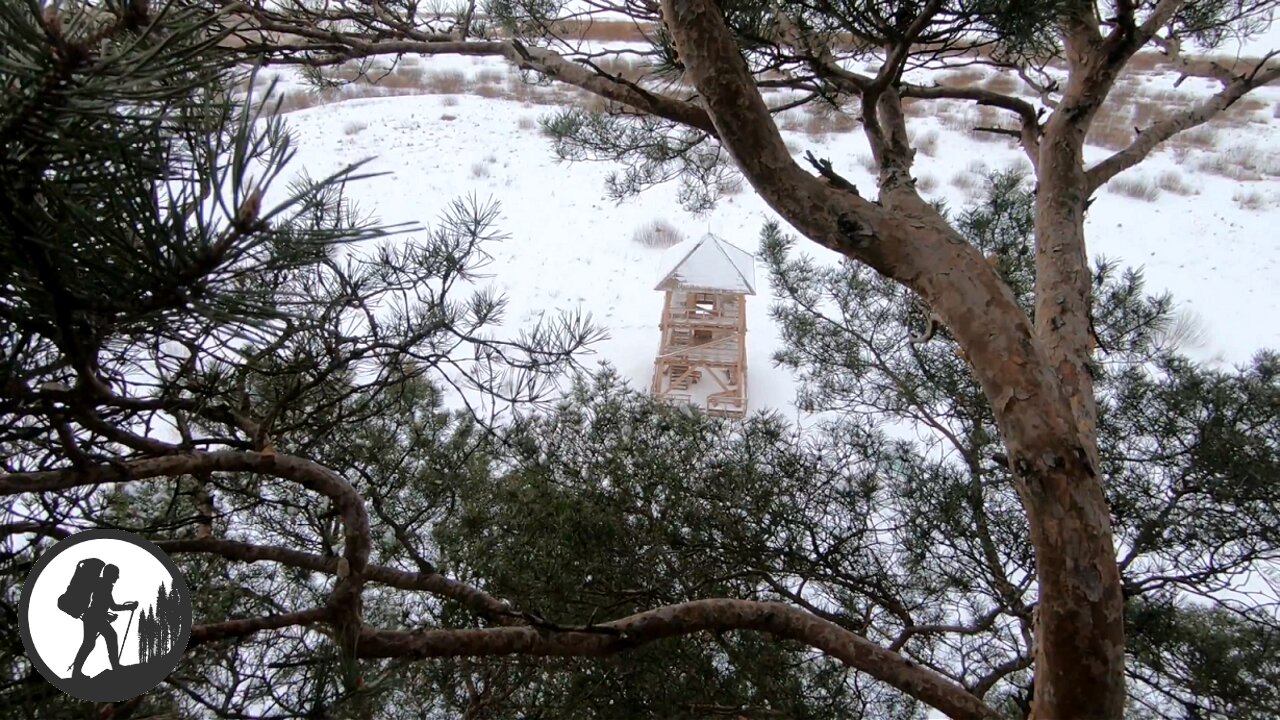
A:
[{"left": 654, "top": 234, "right": 757, "bottom": 295}]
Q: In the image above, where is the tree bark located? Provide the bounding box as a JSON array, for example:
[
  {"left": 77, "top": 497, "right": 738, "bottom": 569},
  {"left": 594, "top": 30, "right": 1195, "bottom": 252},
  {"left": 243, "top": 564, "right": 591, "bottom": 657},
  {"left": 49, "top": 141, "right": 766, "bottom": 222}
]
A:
[{"left": 659, "top": 1, "right": 1128, "bottom": 716}]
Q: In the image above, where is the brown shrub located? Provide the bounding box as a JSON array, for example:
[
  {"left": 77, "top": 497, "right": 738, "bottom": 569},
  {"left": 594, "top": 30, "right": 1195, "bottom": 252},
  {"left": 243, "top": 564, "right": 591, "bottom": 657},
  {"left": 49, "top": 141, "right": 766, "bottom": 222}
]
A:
[
  {"left": 475, "top": 68, "right": 506, "bottom": 85},
  {"left": 1168, "top": 126, "right": 1219, "bottom": 151},
  {"left": 779, "top": 114, "right": 806, "bottom": 132},
  {"left": 936, "top": 68, "right": 986, "bottom": 88},
  {"left": 965, "top": 106, "right": 1016, "bottom": 144},
  {"left": 1195, "top": 151, "right": 1266, "bottom": 181},
  {"left": 593, "top": 56, "right": 649, "bottom": 83},
  {"left": 802, "top": 105, "right": 857, "bottom": 136},
  {"left": 950, "top": 171, "right": 980, "bottom": 191},
  {"left": 902, "top": 98, "right": 930, "bottom": 117},
  {"left": 1126, "top": 52, "right": 1166, "bottom": 73},
  {"left": 981, "top": 73, "right": 1020, "bottom": 95},
  {"left": 1233, "top": 189, "right": 1271, "bottom": 210},
  {"left": 910, "top": 128, "right": 939, "bottom": 156},
  {"left": 423, "top": 69, "right": 467, "bottom": 94},
  {"left": 271, "top": 91, "right": 318, "bottom": 115},
  {"left": 1156, "top": 170, "right": 1196, "bottom": 196},
  {"left": 1131, "top": 101, "right": 1170, "bottom": 128},
  {"left": 1106, "top": 174, "right": 1161, "bottom": 201},
  {"left": 1087, "top": 119, "right": 1134, "bottom": 151},
  {"left": 553, "top": 19, "right": 653, "bottom": 43},
  {"left": 632, "top": 219, "right": 685, "bottom": 249},
  {"left": 375, "top": 65, "right": 426, "bottom": 89}
]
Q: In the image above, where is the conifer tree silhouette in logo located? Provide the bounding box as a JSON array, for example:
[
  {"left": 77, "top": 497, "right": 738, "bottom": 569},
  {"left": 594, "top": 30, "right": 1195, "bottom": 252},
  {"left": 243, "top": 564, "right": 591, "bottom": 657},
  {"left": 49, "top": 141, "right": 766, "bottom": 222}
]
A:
[{"left": 19, "top": 529, "right": 192, "bottom": 702}]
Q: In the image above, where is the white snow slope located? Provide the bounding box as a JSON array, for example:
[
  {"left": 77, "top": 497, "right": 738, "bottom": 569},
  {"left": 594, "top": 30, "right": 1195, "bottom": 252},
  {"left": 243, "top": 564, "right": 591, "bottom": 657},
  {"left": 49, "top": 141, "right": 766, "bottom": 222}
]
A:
[{"left": 260, "top": 52, "right": 1280, "bottom": 420}]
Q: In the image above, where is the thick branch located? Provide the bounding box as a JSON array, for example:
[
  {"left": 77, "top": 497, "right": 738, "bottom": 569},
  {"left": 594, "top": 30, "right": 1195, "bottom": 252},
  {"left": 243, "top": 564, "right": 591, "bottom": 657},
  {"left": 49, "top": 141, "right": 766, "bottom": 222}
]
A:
[
  {"left": 899, "top": 83, "right": 1041, "bottom": 163},
  {"left": 190, "top": 608, "right": 331, "bottom": 648},
  {"left": 1086, "top": 61, "right": 1280, "bottom": 190},
  {"left": 359, "top": 599, "right": 1000, "bottom": 720},
  {"left": 158, "top": 537, "right": 513, "bottom": 622},
  {"left": 0, "top": 451, "right": 370, "bottom": 641},
  {"left": 217, "top": 16, "right": 718, "bottom": 136}
]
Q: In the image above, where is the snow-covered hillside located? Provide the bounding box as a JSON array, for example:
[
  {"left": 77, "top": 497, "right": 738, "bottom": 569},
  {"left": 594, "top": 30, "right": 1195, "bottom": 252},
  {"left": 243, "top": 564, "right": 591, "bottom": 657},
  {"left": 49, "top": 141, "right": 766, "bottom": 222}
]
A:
[{"left": 258, "top": 51, "right": 1280, "bottom": 419}]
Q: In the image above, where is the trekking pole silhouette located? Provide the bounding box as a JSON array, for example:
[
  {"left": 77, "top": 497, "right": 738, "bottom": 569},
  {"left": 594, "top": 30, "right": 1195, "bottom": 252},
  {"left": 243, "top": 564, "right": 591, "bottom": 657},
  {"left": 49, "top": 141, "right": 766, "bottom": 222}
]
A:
[{"left": 121, "top": 606, "right": 136, "bottom": 657}]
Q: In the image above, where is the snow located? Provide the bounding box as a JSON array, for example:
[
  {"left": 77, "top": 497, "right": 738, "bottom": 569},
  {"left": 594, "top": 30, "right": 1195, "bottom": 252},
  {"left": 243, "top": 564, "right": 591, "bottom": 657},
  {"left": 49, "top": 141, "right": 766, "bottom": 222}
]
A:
[
  {"left": 655, "top": 234, "right": 758, "bottom": 294},
  {"left": 256, "top": 49, "right": 1280, "bottom": 419}
]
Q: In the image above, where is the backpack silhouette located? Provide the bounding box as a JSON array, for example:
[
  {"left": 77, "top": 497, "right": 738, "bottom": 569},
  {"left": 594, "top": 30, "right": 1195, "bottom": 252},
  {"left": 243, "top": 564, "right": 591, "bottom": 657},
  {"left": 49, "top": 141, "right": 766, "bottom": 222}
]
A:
[{"left": 57, "top": 558, "right": 106, "bottom": 619}]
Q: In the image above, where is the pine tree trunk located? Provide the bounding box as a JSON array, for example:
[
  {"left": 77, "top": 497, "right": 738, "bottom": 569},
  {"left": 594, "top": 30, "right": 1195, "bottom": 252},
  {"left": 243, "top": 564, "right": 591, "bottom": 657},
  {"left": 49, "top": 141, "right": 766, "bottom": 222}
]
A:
[
  {"left": 1021, "top": 117, "right": 1126, "bottom": 720},
  {"left": 657, "top": 1, "right": 1129, "bottom": 714}
]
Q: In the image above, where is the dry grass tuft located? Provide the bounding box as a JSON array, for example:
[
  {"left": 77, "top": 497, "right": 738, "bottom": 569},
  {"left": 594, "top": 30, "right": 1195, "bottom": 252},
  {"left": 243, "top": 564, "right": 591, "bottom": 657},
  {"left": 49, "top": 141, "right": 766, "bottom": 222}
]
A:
[
  {"left": 902, "top": 98, "right": 930, "bottom": 117},
  {"left": 271, "top": 91, "right": 319, "bottom": 115},
  {"left": 1156, "top": 170, "right": 1196, "bottom": 196},
  {"left": 936, "top": 68, "right": 986, "bottom": 88},
  {"left": 441, "top": 95, "right": 459, "bottom": 106},
  {"left": 1126, "top": 52, "right": 1166, "bottom": 73},
  {"left": 1196, "top": 152, "right": 1265, "bottom": 181},
  {"left": 593, "top": 56, "right": 650, "bottom": 83},
  {"left": 1106, "top": 174, "right": 1161, "bottom": 202},
  {"left": 1233, "top": 188, "right": 1271, "bottom": 210},
  {"left": 1167, "top": 126, "right": 1219, "bottom": 151},
  {"left": 803, "top": 106, "right": 858, "bottom": 136},
  {"left": 916, "top": 174, "right": 939, "bottom": 193},
  {"left": 554, "top": 19, "right": 653, "bottom": 43},
  {"left": 632, "top": 219, "right": 685, "bottom": 249},
  {"left": 375, "top": 65, "right": 425, "bottom": 89},
  {"left": 950, "top": 171, "right": 980, "bottom": 191},
  {"left": 424, "top": 69, "right": 467, "bottom": 94},
  {"left": 779, "top": 113, "right": 806, "bottom": 133},
  {"left": 343, "top": 121, "right": 367, "bottom": 136},
  {"left": 475, "top": 68, "right": 506, "bottom": 85},
  {"left": 965, "top": 107, "right": 1016, "bottom": 144},
  {"left": 440, "top": 113, "right": 458, "bottom": 122},
  {"left": 1226, "top": 96, "right": 1268, "bottom": 117},
  {"left": 1087, "top": 119, "right": 1134, "bottom": 151},
  {"left": 981, "top": 73, "right": 1020, "bottom": 95},
  {"left": 1131, "top": 101, "right": 1171, "bottom": 128},
  {"left": 517, "top": 116, "right": 537, "bottom": 130},
  {"left": 470, "top": 161, "right": 490, "bottom": 179},
  {"left": 910, "top": 128, "right": 940, "bottom": 156}
]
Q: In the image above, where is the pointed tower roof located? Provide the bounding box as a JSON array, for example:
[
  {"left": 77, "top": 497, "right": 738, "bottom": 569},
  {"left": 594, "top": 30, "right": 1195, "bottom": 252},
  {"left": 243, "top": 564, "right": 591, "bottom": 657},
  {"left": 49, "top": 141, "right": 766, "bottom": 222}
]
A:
[{"left": 654, "top": 233, "right": 757, "bottom": 295}]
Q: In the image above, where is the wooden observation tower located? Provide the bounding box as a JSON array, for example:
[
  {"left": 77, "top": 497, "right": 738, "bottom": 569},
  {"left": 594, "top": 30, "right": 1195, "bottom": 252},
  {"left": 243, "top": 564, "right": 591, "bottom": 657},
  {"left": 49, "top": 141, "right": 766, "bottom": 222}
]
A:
[{"left": 651, "top": 234, "right": 756, "bottom": 417}]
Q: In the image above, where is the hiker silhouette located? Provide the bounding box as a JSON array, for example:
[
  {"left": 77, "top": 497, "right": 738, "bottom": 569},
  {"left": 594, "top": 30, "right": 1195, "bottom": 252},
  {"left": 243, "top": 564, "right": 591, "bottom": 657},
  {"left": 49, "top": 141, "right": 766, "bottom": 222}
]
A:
[
  {"left": 62, "top": 561, "right": 139, "bottom": 679},
  {"left": 21, "top": 530, "right": 193, "bottom": 703}
]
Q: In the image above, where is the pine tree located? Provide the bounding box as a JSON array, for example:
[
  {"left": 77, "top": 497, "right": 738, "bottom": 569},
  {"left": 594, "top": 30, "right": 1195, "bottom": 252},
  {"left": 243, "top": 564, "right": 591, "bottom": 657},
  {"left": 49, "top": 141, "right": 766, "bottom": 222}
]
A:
[
  {"left": 764, "top": 170, "right": 1280, "bottom": 718},
  {"left": 3, "top": 0, "right": 1277, "bottom": 718},
  {"left": 0, "top": 0, "right": 596, "bottom": 715}
]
